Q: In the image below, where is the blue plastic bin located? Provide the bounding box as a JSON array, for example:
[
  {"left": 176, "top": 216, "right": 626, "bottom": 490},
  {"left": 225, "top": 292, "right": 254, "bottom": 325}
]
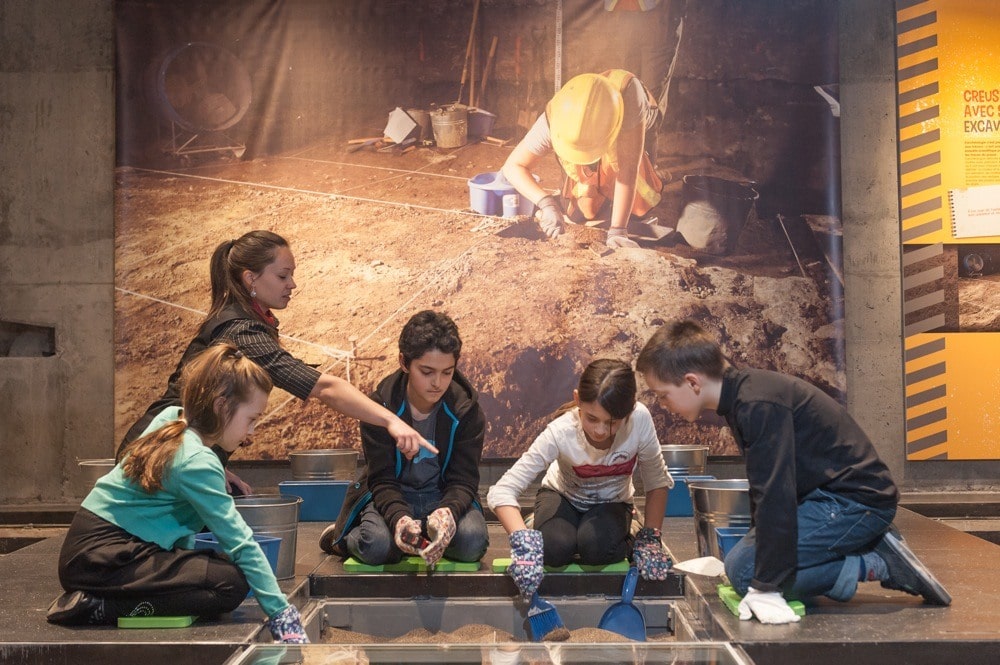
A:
[
  {"left": 194, "top": 532, "right": 281, "bottom": 575},
  {"left": 278, "top": 480, "right": 349, "bottom": 522},
  {"left": 468, "top": 109, "right": 497, "bottom": 138},
  {"left": 666, "top": 474, "right": 716, "bottom": 516},
  {"left": 715, "top": 525, "right": 750, "bottom": 559},
  {"left": 467, "top": 171, "right": 539, "bottom": 217}
]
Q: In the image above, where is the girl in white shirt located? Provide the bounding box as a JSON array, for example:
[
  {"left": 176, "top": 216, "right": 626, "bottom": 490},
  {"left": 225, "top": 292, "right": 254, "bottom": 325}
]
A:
[{"left": 487, "top": 359, "right": 673, "bottom": 598}]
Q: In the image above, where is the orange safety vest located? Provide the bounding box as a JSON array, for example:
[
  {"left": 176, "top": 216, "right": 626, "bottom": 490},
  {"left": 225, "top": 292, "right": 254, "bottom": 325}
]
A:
[{"left": 548, "top": 69, "right": 662, "bottom": 220}]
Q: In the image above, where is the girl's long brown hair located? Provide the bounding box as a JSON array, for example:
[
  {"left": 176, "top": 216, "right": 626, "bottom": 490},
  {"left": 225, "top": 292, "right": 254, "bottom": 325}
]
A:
[
  {"left": 207, "top": 230, "right": 290, "bottom": 326},
  {"left": 120, "top": 342, "right": 272, "bottom": 492}
]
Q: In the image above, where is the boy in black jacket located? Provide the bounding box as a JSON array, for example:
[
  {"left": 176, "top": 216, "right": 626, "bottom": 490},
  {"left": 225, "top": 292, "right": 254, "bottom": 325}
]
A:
[
  {"left": 637, "top": 319, "right": 950, "bottom": 624},
  {"left": 320, "top": 311, "right": 488, "bottom": 566}
]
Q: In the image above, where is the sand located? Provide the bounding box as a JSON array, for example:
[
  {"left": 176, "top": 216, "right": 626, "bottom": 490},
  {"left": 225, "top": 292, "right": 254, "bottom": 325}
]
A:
[
  {"left": 311, "top": 624, "right": 677, "bottom": 665},
  {"left": 320, "top": 622, "right": 676, "bottom": 645}
]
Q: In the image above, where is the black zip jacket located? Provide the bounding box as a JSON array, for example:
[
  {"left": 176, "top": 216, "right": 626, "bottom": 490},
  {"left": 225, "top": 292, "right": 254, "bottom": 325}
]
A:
[
  {"left": 717, "top": 366, "right": 898, "bottom": 592},
  {"left": 325, "top": 368, "right": 486, "bottom": 555}
]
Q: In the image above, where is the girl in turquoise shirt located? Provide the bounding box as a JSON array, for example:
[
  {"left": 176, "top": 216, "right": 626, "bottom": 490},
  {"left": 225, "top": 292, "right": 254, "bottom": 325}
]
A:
[{"left": 46, "top": 343, "right": 308, "bottom": 643}]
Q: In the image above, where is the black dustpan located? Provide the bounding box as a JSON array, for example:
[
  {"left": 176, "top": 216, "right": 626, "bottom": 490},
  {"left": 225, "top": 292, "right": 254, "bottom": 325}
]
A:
[{"left": 598, "top": 566, "right": 646, "bottom": 641}]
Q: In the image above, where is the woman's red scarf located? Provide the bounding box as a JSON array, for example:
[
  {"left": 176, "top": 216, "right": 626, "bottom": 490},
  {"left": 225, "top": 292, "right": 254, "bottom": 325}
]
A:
[{"left": 250, "top": 300, "right": 278, "bottom": 327}]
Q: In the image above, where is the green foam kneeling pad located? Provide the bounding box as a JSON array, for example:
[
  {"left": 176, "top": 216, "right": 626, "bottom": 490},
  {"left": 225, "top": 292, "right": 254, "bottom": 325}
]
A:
[
  {"left": 342, "top": 555, "right": 481, "bottom": 573},
  {"left": 717, "top": 584, "right": 805, "bottom": 618},
  {"left": 118, "top": 615, "right": 196, "bottom": 628},
  {"left": 491, "top": 557, "right": 631, "bottom": 573}
]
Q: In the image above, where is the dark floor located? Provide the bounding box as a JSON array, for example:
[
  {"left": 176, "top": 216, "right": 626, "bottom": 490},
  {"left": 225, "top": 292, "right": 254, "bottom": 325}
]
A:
[
  {"left": 666, "top": 507, "right": 1000, "bottom": 665},
  {"left": 1, "top": 506, "right": 998, "bottom": 665}
]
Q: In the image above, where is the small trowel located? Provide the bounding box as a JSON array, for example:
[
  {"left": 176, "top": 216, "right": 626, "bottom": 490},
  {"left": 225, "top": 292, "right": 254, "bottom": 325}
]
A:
[{"left": 672, "top": 556, "right": 726, "bottom": 578}]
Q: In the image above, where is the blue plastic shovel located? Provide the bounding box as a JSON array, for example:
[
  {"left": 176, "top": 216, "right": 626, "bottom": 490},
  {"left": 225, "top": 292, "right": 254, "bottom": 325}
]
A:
[{"left": 598, "top": 566, "right": 646, "bottom": 641}]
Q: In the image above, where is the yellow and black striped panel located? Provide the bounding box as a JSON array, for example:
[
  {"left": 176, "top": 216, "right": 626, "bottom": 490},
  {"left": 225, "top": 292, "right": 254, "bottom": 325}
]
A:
[{"left": 896, "top": 1, "right": 949, "bottom": 459}]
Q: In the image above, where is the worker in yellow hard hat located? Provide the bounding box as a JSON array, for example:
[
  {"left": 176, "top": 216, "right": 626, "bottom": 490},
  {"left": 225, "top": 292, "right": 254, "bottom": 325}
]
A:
[{"left": 501, "top": 70, "right": 663, "bottom": 249}]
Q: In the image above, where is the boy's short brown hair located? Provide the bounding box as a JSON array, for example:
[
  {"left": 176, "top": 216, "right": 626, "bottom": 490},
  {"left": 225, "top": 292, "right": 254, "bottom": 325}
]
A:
[
  {"left": 636, "top": 319, "right": 726, "bottom": 384},
  {"left": 399, "top": 310, "right": 462, "bottom": 368}
]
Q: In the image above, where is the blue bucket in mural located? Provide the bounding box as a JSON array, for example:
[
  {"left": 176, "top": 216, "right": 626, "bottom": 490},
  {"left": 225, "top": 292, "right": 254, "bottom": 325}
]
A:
[{"left": 467, "top": 171, "right": 538, "bottom": 217}]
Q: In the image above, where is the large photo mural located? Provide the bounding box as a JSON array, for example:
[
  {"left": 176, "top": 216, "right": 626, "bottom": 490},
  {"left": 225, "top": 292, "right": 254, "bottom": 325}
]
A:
[{"left": 114, "top": 0, "right": 844, "bottom": 460}]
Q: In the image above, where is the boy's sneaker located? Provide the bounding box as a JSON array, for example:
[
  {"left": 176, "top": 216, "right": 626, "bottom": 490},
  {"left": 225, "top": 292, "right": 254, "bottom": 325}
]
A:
[
  {"left": 46, "top": 590, "right": 106, "bottom": 625},
  {"left": 318, "top": 523, "right": 340, "bottom": 555},
  {"left": 874, "top": 531, "right": 951, "bottom": 606}
]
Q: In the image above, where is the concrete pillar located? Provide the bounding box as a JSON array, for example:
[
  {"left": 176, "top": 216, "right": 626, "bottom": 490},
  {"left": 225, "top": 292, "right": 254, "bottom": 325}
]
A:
[
  {"left": 839, "top": 0, "right": 907, "bottom": 482},
  {"left": 0, "top": 0, "right": 116, "bottom": 502}
]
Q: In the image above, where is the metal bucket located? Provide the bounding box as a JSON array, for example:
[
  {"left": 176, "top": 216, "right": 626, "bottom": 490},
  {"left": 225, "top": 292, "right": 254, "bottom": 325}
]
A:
[
  {"left": 78, "top": 459, "right": 116, "bottom": 488},
  {"left": 660, "top": 445, "right": 709, "bottom": 475},
  {"left": 234, "top": 494, "right": 302, "bottom": 579},
  {"left": 688, "top": 479, "right": 751, "bottom": 559},
  {"left": 289, "top": 449, "right": 358, "bottom": 480},
  {"left": 676, "top": 175, "right": 759, "bottom": 255},
  {"left": 430, "top": 105, "right": 469, "bottom": 148}
]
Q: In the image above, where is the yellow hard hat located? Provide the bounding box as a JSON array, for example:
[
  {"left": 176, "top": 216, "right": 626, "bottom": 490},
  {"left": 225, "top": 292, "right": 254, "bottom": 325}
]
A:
[{"left": 547, "top": 73, "right": 624, "bottom": 165}]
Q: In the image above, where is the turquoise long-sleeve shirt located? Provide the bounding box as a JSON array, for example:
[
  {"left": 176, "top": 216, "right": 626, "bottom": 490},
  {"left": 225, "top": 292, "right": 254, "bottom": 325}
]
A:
[{"left": 82, "top": 407, "right": 288, "bottom": 617}]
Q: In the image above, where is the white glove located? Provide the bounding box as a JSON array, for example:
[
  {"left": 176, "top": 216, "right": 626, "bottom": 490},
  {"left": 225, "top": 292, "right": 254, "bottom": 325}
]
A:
[
  {"left": 737, "top": 587, "right": 801, "bottom": 624},
  {"left": 536, "top": 195, "right": 565, "bottom": 238},
  {"left": 606, "top": 227, "right": 639, "bottom": 249}
]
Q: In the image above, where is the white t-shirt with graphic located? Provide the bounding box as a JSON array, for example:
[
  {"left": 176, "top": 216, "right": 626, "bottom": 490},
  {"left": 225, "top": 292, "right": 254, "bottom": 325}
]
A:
[{"left": 487, "top": 401, "right": 673, "bottom": 512}]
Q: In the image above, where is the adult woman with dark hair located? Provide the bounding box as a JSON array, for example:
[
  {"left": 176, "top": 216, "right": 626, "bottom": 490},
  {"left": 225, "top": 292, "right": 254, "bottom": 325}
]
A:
[{"left": 117, "top": 230, "right": 433, "bottom": 493}]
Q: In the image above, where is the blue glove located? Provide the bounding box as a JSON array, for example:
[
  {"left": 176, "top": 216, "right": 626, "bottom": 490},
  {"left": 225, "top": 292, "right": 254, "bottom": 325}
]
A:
[
  {"left": 267, "top": 605, "right": 309, "bottom": 644},
  {"left": 633, "top": 527, "right": 672, "bottom": 581},
  {"left": 508, "top": 528, "right": 544, "bottom": 598}
]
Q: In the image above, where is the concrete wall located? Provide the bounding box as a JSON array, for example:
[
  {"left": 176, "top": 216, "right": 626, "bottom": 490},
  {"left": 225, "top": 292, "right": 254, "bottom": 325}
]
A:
[
  {"left": 0, "top": 0, "right": 116, "bottom": 504},
  {"left": 0, "top": 0, "right": 995, "bottom": 505}
]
